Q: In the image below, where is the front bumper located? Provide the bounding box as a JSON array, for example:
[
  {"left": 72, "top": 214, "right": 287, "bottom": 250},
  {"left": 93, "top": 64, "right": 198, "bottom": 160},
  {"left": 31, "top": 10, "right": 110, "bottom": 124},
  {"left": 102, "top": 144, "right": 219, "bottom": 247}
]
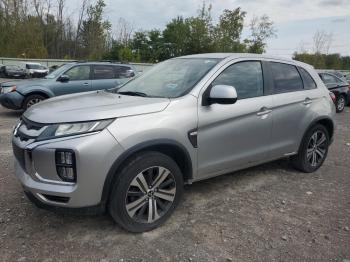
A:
[
  {"left": 13, "top": 129, "right": 125, "bottom": 209},
  {"left": 0, "top": 92, "right": 24, "bottom": 109}
]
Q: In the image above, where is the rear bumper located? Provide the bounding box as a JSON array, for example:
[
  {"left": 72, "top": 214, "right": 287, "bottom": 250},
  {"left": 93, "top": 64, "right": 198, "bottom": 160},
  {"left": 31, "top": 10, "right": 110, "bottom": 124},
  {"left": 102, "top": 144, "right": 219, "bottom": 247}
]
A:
[
  {"left": 346, "top": 91, "right": 350, "bottom": 105},
  {"left": 0, "top": 92, "right": 24, "bottom": 109}
]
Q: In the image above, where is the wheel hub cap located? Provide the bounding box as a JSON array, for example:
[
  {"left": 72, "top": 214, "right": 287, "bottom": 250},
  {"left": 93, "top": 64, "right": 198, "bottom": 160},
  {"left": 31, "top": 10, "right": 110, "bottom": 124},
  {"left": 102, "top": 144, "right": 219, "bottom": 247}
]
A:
[
  {"left": 125, "top": 166, "right": 176, "bottom": 224},
  {"left": 306, "top": 131, "right": 327, "bottom": 167}
]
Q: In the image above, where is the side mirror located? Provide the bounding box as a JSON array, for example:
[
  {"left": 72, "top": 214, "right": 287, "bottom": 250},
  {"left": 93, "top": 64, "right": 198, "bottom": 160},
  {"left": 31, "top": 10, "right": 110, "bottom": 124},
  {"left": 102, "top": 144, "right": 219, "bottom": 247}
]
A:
[
  {"left": 207, "top": 85, "right": 238, "bottom": 105},
  {"left": 58, "top": 75, "right": 70, "bottom": 82}
]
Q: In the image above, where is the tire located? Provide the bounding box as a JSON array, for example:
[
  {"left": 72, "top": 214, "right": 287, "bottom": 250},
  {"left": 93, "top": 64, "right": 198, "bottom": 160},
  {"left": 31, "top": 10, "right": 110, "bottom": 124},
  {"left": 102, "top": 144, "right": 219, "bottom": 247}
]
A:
[
  {"left": 23, "top": 94, "right": 45, "bottom": 110},
  {"left": 108, "top": 151, "right": 184, "bottom": 233},
  {"left": 292, "top": 124, "right": 330, "bottom": 173},
  {"left": 335, "top": 94, "right": 346, "bottom": 113}
]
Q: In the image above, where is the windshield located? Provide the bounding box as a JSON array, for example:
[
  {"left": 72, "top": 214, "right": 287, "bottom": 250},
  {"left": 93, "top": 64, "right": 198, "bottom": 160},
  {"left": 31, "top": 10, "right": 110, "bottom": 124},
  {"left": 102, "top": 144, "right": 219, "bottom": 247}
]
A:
[
  {"left": 116, "top": 58, "right": 221, "bottom": 98},
  {"left": 7, "top": 65, "right": 21, "bottom": 70},
  {"left": 27, "top": 64, "right": 41, "bottom": 69},
  {"left": 45, "top": 64, "right": 72, "bottom": 79}
]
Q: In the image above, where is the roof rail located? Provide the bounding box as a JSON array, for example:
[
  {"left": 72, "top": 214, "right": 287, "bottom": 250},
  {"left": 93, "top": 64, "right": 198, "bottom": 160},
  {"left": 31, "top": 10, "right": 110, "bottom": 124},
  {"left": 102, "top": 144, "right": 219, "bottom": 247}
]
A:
[{"left": 74, "top": 60, "right": 129, "bottom": 64}]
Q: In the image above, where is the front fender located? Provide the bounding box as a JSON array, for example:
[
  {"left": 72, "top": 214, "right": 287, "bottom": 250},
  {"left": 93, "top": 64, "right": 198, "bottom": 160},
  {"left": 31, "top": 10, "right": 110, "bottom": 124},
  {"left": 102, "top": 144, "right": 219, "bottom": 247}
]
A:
[{"left": 17, "top": 86, "right": 54, "bottom": 97}]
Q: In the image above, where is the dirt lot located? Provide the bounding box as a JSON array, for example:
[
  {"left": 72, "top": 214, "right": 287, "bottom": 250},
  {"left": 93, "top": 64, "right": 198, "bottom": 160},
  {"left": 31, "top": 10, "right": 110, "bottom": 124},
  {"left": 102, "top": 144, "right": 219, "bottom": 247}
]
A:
[{"left": 0, "top": 104, "right": 349, "bottom": 262}]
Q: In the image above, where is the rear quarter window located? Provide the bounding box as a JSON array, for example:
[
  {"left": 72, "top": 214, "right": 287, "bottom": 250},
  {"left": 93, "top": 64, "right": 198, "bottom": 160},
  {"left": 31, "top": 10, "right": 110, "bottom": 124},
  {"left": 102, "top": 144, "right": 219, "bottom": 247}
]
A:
[
  {"left": 270, "top": 62, "right": 303, "bottom": 93},
  {"left": 299, "top": 67, "right": 317, "bottom": 89}
]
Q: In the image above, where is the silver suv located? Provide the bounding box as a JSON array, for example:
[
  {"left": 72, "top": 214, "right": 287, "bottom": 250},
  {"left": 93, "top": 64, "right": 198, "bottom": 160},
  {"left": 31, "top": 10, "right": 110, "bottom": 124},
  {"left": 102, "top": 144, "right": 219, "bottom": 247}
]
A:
[{"left": 12, "top": 53, "right": 335, "bottom": 232}]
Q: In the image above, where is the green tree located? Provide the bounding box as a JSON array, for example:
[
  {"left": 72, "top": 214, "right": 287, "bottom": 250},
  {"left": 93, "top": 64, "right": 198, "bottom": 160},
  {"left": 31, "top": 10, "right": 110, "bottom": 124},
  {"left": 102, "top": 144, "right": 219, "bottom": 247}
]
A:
[
  {"left": 245, "top": 15, "right": 276, "bottom": 53},
  {"left": 80, "top": 0, "right": 111, "bottom": 59},
  {"left": 163, "top": 16, "right": 191, "bottom": 57},
  {"left": 213, "top": 8, "right": 246, "bottom": 52},
  {"left": 186, "top": 3, "right": 214, "bottom": 54}
]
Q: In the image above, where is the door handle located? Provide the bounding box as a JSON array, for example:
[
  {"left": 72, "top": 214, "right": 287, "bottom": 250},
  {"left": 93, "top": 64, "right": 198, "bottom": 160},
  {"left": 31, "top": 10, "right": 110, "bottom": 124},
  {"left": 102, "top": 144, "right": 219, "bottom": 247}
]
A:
[
  {"left": 83, "top": 82, "right": 89, "bottom": 86},
  {"left": 303, "top": 98, "right": 312, "bottom": 105},
  {"left": 257, "top": 107, "right": 272, "bottom": 116}
]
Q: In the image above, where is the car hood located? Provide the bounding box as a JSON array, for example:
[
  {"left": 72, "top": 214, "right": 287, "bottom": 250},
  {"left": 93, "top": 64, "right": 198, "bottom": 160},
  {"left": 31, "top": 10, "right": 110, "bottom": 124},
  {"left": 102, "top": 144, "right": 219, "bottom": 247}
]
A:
[
  {"left": 1, "top": 79, "right": 50, "bottom": 88},
  {"left": 24, "top": 91, "right": 170, "bottom": 123}
]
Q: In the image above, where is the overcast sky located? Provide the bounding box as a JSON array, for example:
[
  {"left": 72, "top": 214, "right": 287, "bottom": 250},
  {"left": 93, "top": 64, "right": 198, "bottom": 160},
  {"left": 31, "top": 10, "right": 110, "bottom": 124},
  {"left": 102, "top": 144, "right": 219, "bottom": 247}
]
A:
[{"left": 71, "top": 0, "right": 350, "bottom": 57}]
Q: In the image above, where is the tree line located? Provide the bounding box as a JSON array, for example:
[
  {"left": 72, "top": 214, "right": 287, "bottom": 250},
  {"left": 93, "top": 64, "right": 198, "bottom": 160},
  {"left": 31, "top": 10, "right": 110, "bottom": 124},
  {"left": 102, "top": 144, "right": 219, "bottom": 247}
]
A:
[
  {"left": 0, "top": 0, "right": 111, "bottom": 59},
  {"left": 0, "top": 0, "right": 276, "bottom": 62},
  {"left": 104, "top": 4, "right": 277, "bottom": 62},
  {"left": 293, "top": 30, "right": 350, "bottom": 70},
  {"left": 1, "top": 0, "right": 349, "bottom": 69}
]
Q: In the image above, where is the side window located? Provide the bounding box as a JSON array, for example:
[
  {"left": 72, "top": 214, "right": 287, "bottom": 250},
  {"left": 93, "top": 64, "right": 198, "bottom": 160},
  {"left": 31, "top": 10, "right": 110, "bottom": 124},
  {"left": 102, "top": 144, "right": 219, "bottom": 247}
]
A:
[
  {"left": 321, "top": 73, "right": 338, "bottom": 84},
  {"left": 93, "top": 65, "right": 115, "bottom": 79},
  {"left": 299, "top": 67, "right": 317, "bottom": 89},
  {"left": 115, "top": 66, "right": 135, "bottom": 79},
  {"left": 211, "top": 61, "right": 264, "bottom": 100},
  {"left": 65, "top": 65, "right": 90, "bottom": 81},
  {"left": 270, "top": 62, "right": 303, "bottom": 93}
]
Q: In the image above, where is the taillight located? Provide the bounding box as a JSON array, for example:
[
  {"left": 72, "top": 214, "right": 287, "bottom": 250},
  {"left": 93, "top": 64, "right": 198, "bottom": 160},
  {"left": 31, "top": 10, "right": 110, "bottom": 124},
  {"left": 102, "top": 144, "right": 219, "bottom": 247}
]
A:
[{"left": 329, "top": 92, "right": 336, "bottom": 103}]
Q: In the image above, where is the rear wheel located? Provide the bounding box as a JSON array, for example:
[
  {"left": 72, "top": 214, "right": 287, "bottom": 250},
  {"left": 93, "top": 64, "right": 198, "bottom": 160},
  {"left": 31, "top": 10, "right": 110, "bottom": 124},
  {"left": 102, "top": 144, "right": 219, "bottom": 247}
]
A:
[
  {"left": 23, "top": 94, "right": 45, "bottom": 110},
  {"left": 109, "top": 151, "right": 184, "bottom": 232},
  {"left": 335, "top": 94, "right": 346, "bottom": 113},
  {"left": 292, "top": 124, "right": 329, "bottom": 173}
]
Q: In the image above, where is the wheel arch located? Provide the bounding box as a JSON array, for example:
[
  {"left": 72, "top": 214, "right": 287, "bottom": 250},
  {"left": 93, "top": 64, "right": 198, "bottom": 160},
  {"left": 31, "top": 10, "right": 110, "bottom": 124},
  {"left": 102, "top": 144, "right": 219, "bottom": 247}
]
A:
[
  {"left": 21, "top": 91, "right": 51, "bottom": 108},
  {"left": 298, "top": 116, "right": 335, "bottom": 151},
  {"left": 101, "top": 139, "right": 193, "bottom": 206}
]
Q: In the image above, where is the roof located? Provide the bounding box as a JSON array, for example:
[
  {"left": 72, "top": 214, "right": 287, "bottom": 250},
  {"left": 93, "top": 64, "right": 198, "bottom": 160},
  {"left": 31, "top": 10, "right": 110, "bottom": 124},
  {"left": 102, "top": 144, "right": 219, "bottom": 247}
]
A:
[
  {"left": 178, "top": 53, "right": 315, "bottom": 69},
  {"left": 180, "top": 52, "right": 294, "bottom": 61}
]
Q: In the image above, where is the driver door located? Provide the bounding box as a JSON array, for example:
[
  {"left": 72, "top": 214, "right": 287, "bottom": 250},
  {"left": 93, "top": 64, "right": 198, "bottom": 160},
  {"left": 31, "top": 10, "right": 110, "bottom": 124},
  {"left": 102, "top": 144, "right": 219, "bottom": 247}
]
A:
[
  {"left": 52, "top": 65, "right": 92, "bottom": 96},
  {"left": 197, "top": 60, "right": 273, "bottom": 180}
]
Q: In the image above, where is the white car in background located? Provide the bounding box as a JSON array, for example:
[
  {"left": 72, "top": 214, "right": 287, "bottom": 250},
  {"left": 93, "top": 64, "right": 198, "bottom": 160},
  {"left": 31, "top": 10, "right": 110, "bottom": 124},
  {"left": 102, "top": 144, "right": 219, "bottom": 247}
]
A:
[{"left": 21, "top": 62, "right": 49, "bottom": 78}]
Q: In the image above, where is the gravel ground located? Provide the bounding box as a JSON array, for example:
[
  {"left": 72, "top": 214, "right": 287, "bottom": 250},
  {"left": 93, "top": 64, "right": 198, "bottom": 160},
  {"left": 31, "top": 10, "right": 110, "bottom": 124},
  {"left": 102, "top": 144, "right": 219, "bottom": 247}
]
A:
[{"left": 0, "top": 104, "right": 349, "bottom": 262}]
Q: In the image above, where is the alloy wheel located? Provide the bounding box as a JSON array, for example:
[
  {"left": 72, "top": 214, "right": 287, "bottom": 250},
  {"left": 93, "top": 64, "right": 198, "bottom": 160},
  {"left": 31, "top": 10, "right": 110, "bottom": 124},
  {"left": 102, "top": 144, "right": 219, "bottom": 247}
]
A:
[
  {"left": 306, "top": 130, "right": 327, "bottom": 167},
  {"left": 27, "top": 98, "right": 42, "bottom": 108},
  {"left": 125, "top": 166, "right": 176, "bottom": 224},
  {"left": 337, "top": 96, "right": 345, "bottom": 111}
]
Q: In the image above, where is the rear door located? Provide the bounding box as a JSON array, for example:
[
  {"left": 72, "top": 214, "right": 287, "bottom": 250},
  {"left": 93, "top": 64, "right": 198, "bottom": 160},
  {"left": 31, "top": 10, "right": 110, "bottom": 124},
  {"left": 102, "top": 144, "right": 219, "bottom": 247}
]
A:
[
  {"left": 91, "top": 65, "right": 119, "bottom": 90},
  {"left": 268, "top": 62, "right": 319, "bottom": 157},
  {"left": 51, "top": 65, "right": 92, "bottom": 96}
]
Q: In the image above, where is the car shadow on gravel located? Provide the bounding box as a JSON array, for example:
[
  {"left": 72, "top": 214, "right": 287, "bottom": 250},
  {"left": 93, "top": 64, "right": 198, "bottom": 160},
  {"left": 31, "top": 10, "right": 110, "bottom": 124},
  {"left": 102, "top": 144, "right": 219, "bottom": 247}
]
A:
[{"left": 0, "top": 109, "right": 22, "bottom": 118}]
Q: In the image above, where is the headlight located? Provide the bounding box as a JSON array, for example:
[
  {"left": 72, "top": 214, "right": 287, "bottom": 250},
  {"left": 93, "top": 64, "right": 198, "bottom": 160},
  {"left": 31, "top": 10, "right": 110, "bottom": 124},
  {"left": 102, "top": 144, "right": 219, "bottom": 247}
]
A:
[
  {"left": 37, "top": 119, "right": 114, "bottom": 141},
  {"left": 1, "top": 85, "right": 16, "bottom": 94}
]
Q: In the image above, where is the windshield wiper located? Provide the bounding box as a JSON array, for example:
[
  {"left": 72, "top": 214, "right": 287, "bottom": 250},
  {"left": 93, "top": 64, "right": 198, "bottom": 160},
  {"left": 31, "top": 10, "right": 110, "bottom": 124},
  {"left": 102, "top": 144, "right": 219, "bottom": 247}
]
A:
[{"left": 117, "top": 91, "right": 148, "bottom": 97}]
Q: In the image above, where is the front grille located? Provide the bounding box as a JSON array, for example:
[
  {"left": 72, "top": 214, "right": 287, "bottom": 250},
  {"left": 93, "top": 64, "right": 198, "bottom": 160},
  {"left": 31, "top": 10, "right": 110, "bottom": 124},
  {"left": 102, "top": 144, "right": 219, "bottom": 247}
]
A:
[
  {"left": 15, "top": 117, "right": 46, "bottom": 142},
  {"left": 22, "top": 117, "right": 45, "bottom": 130},
  {"left": 12, "top": 141, "right": 26, "bottom": 171}
]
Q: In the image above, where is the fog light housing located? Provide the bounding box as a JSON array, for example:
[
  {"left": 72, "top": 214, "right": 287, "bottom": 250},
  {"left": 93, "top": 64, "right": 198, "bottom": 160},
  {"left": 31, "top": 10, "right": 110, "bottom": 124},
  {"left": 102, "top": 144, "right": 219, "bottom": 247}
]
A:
[{"left": 55, "top": 150, "right": 76, "bottom": 182}]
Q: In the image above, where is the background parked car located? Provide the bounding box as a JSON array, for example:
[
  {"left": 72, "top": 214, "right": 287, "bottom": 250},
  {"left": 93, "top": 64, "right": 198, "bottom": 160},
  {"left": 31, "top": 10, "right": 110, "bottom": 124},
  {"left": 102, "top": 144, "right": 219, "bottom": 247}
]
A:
[
  {"left": 1, "top": 65, "right": 27, "bottom": 79},
  {"left": 319, "top": 72, "right": 350, "bottom": 112},
  {"left": 0, "top": 64, "right": 5, "bottom": 77},
  {"left": 49, "top": 64, "right": 64, "bottom": 73},
  {"left": 21, "top": 62, "right": 49, "bottom": 78},
  {"left": 346, "top": 73, "right": 350, "bottom": 84},
  {"left": 0, "top": 61, "right": 138, "bottom": 110}
]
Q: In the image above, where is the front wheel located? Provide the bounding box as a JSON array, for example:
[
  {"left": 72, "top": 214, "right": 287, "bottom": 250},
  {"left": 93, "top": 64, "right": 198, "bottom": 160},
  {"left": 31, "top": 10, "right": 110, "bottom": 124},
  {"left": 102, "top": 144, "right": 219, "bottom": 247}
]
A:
[
  {"left": 335, "top": 94, "right": 346, "bottom": 113},
  {"left": 23, "top": 94, "right": 45, "bottom": 110},
  {"left": 109, "top": 151, "right": 184, "bottom": 232},
  {"left": 292, "top": 124, "right": 330, "bottom": 173}
]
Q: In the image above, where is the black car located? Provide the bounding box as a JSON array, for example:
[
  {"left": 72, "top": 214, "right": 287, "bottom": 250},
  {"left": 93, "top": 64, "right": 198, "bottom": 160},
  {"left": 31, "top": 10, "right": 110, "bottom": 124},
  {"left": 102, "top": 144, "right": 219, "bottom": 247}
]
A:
[
  {"left": 1, "top": 65, "right": 27, "bottom": 79},
  {"left": 319, "top": 72, "right": 350, "bottom": 113}
]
